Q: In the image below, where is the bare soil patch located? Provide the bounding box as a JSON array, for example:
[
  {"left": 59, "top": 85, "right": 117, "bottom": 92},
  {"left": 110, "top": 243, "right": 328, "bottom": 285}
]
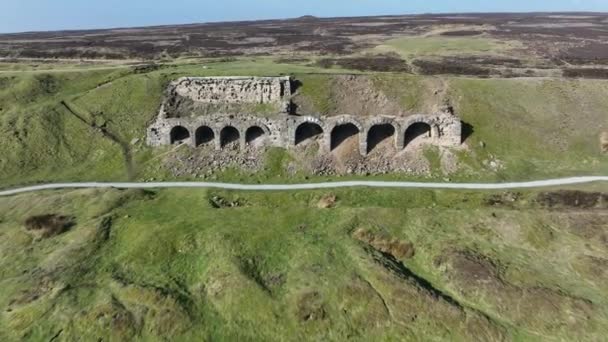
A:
[
  {"left": 574, "top": 255, "right": 608, "bottom": 282},
  {"left": 317, "top": 194, "right": 337, "bottom": 208},
  {"left": 554, "top": 212, "right": 608, "bottom": 248},
  {"left": 295, "top": 291, "right": 326, "bottom": 322},
  {"left": 24, "top": 214, "right": 75, "bottom": 238},
  {"left": 353, "top": 228, "right": 415, "bottom": 259},
  {"left": 536, "top": 191, "right": 607, "bottom": 209}
]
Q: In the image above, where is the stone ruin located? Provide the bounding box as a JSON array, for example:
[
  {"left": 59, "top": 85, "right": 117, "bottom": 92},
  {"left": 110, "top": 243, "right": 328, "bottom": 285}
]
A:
[{"left": 147, "top": 76, "right": 463, "bottom": 155}]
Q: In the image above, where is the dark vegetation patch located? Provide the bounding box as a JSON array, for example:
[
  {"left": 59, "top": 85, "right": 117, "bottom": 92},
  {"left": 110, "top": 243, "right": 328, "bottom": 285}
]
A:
[
  {"left": 484, "top": 192, "right": 522, "bottom": 207},
  {"left": 557, "top": 213, "right": 608, "bottom": 247},
  {"left": 132, "top": 63, "right": 165, "bottom": 74},
  {"left": 276, "top": 57, "right": 311, "bottom": 64},
  {"left": 436, "top": 249, "right": 595, "bottom": 333},
  {"left": 7, "top": 276, "right": 59, "bottom": 309},
  {"left": 436, "top": 250, "right": 505, "bottom": 289},
  {"left": 537, "top": 191, "right": 607, "bottom": 209},
  {"left": 237, "top": 256, "right": 285, "bottom": 295},
  {"left": 295, "top": 291, "right": 326, "bottom": 322},
  {"left": 445, "top": 56, "right": 523, "bottom": 67},
  {"left": 338, "top": 275, "right": 391, "bottom": 328},
  {"left": 368, "top": 246, "right": 462, "bottom": 308},
  {"left": 440, "top": 30, "right": 483, "bottom": 36},
  {"left": 558, "top": 43, "right": 608, "bottom": 65},
  {"left": 24, "top": 214, "right": 75, "bottom": 238},
  {"left": 413, "top": 59, "right": 490, "bottom": 76},
  {"left": 316, "top": 54, "right": 410, "bottom": 72},
  {"left": 563, "top": 68, "right": 608, "bottom": 79},
  {"left": 35, "top": 74, "right": 59, "bottom": 95},
  {"left": 0, "top": 76, "right": 15, "bottom": 88},
  {"left": 353, "top": 228, "right": 415, "bottom": 259},
  {"left": 2, "top": 13, "right": 608, "bottom": 65},
  {"left": 575, "top": 255, "right": 608, "bottom": 282},
  {"left": 360, "top": 245, "right": 507, "bottom": 340}
]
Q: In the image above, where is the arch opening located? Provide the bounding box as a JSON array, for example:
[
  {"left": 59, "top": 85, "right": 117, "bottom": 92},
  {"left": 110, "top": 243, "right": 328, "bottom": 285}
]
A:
[
  {"left": 331, "top": 123, "right": 360, "bottom": 151},
  {"left": 367, "top": 123, "right": 396, "bottom": 153},
  {"left": 195, "top": 126, "right": 214, "bottom": 146},
  {"left": 170, "top": 126, "right": 190, "bottom": 145},
  {"left": 404, "top": 122, "right": 432, "bottom": 148},
  {"left": 220, "top": 126, "right": 240, "bottom": 149},
  {"left": 295, "top": 122, "right": 324, "bottom": 145},
  {"left": 246, "top": 126, "right": 266, "bottom": 147}
]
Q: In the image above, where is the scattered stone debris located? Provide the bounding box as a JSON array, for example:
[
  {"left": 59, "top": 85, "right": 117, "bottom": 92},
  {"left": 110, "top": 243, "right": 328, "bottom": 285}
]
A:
[
  {"left": 209, "top": 195, "right": 244, "bottom": 208},
  {"left": 165, "top": 145, "right": 264, "bottom": 177}
]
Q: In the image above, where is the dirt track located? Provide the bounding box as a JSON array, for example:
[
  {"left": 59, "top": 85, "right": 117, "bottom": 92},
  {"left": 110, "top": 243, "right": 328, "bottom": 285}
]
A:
[{"left": 1, "top": 176, "right": 607, "bottom": 196}]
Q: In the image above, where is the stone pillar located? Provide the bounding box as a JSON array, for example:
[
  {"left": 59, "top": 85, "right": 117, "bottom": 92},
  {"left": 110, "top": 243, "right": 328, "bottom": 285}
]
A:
[
  {"left": 360, "top": 128, "right": 369, "bottom": 156},
  {"left": 324, "top": 129, "right": 332, "bottom": 153},
  {"left": 214, "top": 131, "right": 221, "bottom": 151},
  {"left": 240, "top": 132, "right": 247, "bottom": 150},
  {"left": 190, "top": 133, "right": 197, "bottom": 148},
  {"left": 431, "top": 125, "right": 440, "bottom": 140},
  {"left": 395, "top": 132, "right": 404, "bottom": 150}
]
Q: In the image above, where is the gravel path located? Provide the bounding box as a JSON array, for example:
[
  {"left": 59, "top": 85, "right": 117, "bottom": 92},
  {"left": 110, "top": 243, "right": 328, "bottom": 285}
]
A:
[{"left": 1, "top": 177, "right": 607, "bottom": 196}]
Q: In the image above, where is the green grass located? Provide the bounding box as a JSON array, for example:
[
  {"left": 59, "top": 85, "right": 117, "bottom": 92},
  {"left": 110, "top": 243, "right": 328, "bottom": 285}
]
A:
[
  {"left": 0, "top": 58, "right": 606, "bottom": 189},
  {"left": 449, "top": 77, "right": 608, "bottom": 180},
  {"left": 1, "top": 186, "right": 607, "bottom": 340},
  {"left": 373, "top": 36, "right": 522, "bottom": 58}
]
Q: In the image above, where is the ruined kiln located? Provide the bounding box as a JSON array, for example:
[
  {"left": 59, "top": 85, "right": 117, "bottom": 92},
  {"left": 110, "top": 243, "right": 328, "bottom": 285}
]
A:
[{"left": 147, "top": 76, "right": 462, "bottom": 155}]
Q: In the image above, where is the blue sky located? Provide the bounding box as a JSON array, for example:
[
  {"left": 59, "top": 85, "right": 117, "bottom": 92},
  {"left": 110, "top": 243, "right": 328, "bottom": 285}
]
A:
[{"left": 1, "top": 0, "right": 607, "bottom": 33}]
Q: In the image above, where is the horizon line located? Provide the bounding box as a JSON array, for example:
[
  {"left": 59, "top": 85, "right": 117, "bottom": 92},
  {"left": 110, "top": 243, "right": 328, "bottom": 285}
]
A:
[{"left": 1, "top": 10, "right": 607, "bottom": 35}]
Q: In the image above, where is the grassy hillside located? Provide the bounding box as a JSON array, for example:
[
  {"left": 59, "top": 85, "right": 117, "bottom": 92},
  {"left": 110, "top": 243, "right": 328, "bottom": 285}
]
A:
[
  {"left": 0, "top": 186, "right": 607, "bottom": 340},
  {"left": 0, "top": 58, "right": 606, "bottom": 188}
]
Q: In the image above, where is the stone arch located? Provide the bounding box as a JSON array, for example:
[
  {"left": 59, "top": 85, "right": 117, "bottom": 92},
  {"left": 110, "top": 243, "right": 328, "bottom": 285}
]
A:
[
  {"left": 330, "top": 122, "right": 361, "bottom": 151},
  {"left": 220, "top": 126, "right": 241, "bottom": 148},
  {"left": 295, "top": 121, "right": 324, "bottom": 145},
  {"left": 245, "top": 125, "right": 267, "bottom": 147},
  {"left": 367, "top": 123, "right": 396, "bottom": 153},
  {"left": 403, "top": 122, "right": 432, "bottom": 148},
  {"left": 170, "top": 126, "right": 191, "bottom": 145},
  {"left": 195, "top": 126, "right": 215, "bottom": 146}
]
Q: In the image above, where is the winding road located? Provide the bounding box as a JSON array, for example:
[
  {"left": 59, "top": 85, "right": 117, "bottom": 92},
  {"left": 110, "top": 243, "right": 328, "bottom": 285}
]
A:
[{"left": 0, "top": 176, "right": 607, "bottom": 196}]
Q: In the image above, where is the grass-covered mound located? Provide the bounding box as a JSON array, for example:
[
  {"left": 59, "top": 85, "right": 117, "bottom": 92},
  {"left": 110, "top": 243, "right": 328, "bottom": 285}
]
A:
[{"left": 0, "top": 186, "right": 607, "bottom": 340}]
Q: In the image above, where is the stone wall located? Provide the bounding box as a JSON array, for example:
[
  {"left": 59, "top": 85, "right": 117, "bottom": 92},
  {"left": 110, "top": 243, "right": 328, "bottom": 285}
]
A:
[
  {"left": 147, "top": 113, "right": 462, "bottom": 155},
  {"left": 147, "top": 76, "right": 463, "bottom": 155},
  {"left": 161, "top": 76, "right": 292, "bottom": 118}
]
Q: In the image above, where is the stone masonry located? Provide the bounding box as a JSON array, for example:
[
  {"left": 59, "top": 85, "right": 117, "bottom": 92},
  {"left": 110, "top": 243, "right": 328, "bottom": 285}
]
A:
[
  {"left": 170, "top": 76, "right": 291, "bottom": 105},
  {"left": 147, "top": 76, "right": 462, "bottom": 155}
]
